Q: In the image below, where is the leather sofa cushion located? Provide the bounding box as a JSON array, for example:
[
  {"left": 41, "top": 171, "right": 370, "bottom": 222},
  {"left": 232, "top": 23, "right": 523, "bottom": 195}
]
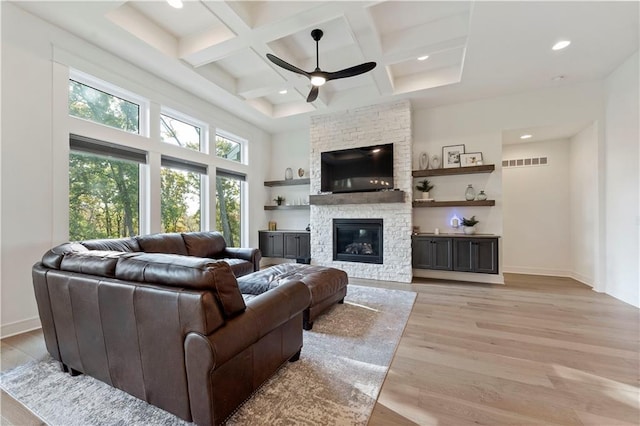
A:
[
  {"left": 137, "top": 233, "right": 188, "bottom": 255},
  {"left": 42, "top": 243, "right": 89, "bottom": 269},
  {"left": 81, "top": 237, "right": 140, "bottom": 252},
  {"left": 59, "top": 250, "right": 132, "bottom": 277},
  {"left": 115, "top": 254, "right": 246, "bottom": 318},
  {"left": 181, "top": 232, "right": 226, "bottom": 258}
]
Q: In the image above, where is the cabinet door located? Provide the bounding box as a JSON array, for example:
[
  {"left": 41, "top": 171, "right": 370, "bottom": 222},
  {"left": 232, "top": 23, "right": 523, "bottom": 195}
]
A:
[
  {"left": 474, "top": 238, "right": 498, "bottom": 274},
  {"left": 259, "top": 232, "right": 272, "bottom": 257},
  {"left": 297, "top": 233, "right": 311, "bottom": 259},
  {"left": 412, "top": 237, "right": 452, "bottom": 270},
  {"left": 271, "top": 233, "right": 284, "bottom": 257},
  {"left": 412, "top": 237, "right": 432, "bottom": 268},
  {"left": 453, "top": 239, "right": 474, "bottom": 272},
  {"left": 259, "top": 232, "right": 284, "bottom": 258},
  {"left": 453, "top": 238, "right": 499, "bottom": 274},
  {"left": 283, "top": 233, "right": 299, "bottom": 259},
  {"left": 431, "top": 238, "right": 453, "bottom": 270}
]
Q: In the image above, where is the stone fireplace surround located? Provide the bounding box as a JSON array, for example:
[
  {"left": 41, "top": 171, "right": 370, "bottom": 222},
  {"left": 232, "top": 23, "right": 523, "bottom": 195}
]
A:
[{"left": 309, "top": 100, "right": 413, "bottom": 283}]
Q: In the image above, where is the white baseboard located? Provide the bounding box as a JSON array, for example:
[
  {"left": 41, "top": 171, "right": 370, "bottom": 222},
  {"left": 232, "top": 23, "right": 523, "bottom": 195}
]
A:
[
  {"left": 568, "top": 272, "right": 594, "bottom": 288},
  {"left": 502, "top": 265, "right": 572, "bottom": 277},
  {"left": 1, "top": 316, "right": 42, "bottom": 339}
]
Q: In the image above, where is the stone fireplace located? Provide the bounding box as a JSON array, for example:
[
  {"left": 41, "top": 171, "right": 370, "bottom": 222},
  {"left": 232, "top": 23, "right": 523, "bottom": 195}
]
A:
[
  {"left": 309, "top": 100, "right": 413, "bottom": 283},
  {"left": 333, "top": 219, "right": 383, "bottom": 264}
]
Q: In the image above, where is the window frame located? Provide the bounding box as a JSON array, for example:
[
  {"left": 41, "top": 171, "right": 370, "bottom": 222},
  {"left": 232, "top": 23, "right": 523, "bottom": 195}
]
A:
[
  {"left": 69, "top": 69, "right": 150, "bottom": 137},
  {"left": 215, "top": 129, "right": 247, "bottom": 165},
  {"left": 160, "top": 107, "right": 209, "bottom": 154}
]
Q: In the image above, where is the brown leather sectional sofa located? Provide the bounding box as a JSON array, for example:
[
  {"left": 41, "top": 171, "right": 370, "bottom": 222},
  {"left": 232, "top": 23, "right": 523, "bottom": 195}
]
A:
[{"left": 32, "top": 232, "right": 311, "bottom": 425}]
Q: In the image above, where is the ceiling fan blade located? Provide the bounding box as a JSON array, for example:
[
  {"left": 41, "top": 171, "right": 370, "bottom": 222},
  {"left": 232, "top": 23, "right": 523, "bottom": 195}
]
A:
[
  {"left": 266, "top": 54, "right": 310, "bottom": 77},
  {"left": 306, "top": 86, "right": 319, "bottom": 102},
  {"left": 326, "top": 62, "right": 377, "bottom": 81}
]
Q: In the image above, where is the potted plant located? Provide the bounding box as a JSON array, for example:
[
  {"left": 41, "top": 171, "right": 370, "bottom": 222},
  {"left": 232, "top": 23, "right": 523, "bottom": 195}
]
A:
[
  {"left": 461, "top": 215, "right": 479, "bottom": 234},
  {"left": 415, "top": 179, "right": 434, "bottom": 200},
  {"left": 274, "top": 195, "right": 285, "bottom": 206}
]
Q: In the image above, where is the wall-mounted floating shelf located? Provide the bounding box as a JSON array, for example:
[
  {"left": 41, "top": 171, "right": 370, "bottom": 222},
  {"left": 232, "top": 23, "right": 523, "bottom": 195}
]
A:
[
  {"left": 412, "top": 164, "right": 495, "bottom": 178},
  {"left": 264, "top": 205, "right": 310, "bottom": 210},
  {"left": 264, "top": 178, "right": 310, "bottom": 187},
  {"left": 412, "top": 200, "right": 496, "bottom": 208}
]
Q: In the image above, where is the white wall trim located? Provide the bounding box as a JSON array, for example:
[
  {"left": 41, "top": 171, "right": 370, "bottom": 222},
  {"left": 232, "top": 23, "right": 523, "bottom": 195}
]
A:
[
  {"left": 1, "top": 317, "right": 42, "bottom": 339},
  {"left": 569, "top": 271, "right": 594, "bottom": 288},
  {"left": 502, "top": 266, "right": 572, "bottom": 277}
]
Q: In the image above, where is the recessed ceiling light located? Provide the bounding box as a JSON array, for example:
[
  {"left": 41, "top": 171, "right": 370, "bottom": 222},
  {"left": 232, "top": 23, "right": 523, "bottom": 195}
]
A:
[
  {"left": 417, "top": 55, "right": 429, "bottom": 61},
  {"left": 279, "top": 89, "right": 287, "bottom": 94},
  {"left": 520, "top": 134, "right": 532, "bottom": 140},
  {"left": 167, "top": 0, "right": 183, "bottom": 8},
  {"left": 552, "top": 40, "right": 571, "bottom": 51}
]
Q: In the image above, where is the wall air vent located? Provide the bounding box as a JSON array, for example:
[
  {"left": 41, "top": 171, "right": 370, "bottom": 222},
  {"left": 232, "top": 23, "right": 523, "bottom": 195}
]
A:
[{"left": 502, "top": 157, "right": 548, "bottom": 168}]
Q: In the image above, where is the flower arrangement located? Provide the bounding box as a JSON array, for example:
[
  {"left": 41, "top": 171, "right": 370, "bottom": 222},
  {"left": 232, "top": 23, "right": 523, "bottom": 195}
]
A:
[{"left": 274, "top": 196, "right": 285, "bottom": 206}]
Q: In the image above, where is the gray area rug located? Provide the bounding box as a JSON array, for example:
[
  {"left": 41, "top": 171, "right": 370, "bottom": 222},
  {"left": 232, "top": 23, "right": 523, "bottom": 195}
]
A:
[{"left": 1, "top": 284, "right": 416, "bottom": 425}]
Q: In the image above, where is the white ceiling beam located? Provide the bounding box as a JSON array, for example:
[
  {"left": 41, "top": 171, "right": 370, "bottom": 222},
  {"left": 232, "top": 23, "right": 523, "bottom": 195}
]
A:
[{"left": 344, "top": 7, "right": 391, "bottom": 96}]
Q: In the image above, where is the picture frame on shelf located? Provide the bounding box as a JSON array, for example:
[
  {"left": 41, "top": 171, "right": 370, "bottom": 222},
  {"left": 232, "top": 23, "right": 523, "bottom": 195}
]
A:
[
  {"left": 442, "top": 144, "right": 465, "bottom": 168},
  {"left": 460, "top": 152, "right": 483, "bottom": 166}
]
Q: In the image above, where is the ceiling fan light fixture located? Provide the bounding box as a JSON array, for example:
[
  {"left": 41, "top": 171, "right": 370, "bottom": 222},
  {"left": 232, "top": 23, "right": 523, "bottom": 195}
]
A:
[{"left": 310, "top": 74, "right": 326, "bottom": 86}]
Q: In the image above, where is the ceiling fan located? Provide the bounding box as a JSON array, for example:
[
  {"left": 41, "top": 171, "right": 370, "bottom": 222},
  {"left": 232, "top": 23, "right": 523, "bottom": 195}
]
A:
[{"left": 266, "top": 29, "right": 377, "bottom": 103}]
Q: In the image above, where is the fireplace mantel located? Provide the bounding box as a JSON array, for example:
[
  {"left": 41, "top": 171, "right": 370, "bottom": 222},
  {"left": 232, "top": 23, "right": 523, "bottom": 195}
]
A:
[{"left": 309, "top": 191, "right": 406, "bottom": 206}]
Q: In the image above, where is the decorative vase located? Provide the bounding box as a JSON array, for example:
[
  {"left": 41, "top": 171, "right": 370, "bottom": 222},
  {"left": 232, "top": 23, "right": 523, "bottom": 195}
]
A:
[
  {"left": 463, "top": 226, "right": 476, "bottom": 235},
  {"left": 477, "top": 190, "right": 487, "bottom": 201},
  {"left": 284, "top": 168, "right": 293, "bottom": 180},
  {"left": 465, "top": 184, "right": 476, "bottom": 201},
  {"left": 421, "top": 191, "right": 430, "bottom": 199},
  {"left": 419, "top": 152, "right": 429, "bottom": 170}
]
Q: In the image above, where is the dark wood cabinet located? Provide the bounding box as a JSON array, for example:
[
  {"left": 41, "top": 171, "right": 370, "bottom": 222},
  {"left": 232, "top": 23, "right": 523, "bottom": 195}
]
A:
[
  {"left": 284, "top": 233, "right": 311, "bottom": 262},
  {"left": 412, "top": 236, "right": 453, "bottom": 270},
  {"left": 259, "top": 231, "right": 284, "bottom": 258},
  {"left": 452, "top": 238, "right": 499, "bottom": 274},
  {"left": 413, "top": 235, "right": 499, "bottom": 274},
  {"left": 259, "top": 231, "right": 310, "bottom": 262}
]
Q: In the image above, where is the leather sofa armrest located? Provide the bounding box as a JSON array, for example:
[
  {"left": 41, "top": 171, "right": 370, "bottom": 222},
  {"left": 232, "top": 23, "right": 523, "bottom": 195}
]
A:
[
  {"left": 184, "top": 280, "right": 310, "bottom": 426},
  {"left": 222, "top": 247, "right": 261, "bottom": 272},
  {"left": 205, "top": 280, "right": 309, "bottom": 366}
]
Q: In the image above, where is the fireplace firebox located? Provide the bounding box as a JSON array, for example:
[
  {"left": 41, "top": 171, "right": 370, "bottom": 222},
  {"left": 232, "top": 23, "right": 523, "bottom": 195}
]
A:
[{"left": 333, "top": 219, "right": 383, "bottom": 264}]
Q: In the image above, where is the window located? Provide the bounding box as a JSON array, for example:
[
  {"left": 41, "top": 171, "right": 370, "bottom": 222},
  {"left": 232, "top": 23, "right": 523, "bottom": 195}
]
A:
[
  {"left": 216, "top": 170, "right": 245, "bottom": 247},
  {"left": 216, "top": 133, "right": 244, "bottom": 163},
  {"left": 69, "top": 136, "right": 145, "bottom": 240},
  {"left": 69, "top": 79, "right": 140, "bottom": 134},
  {"left": 160, "top": 113, "right": 202, "bottom": 152},
  {"left": 161, "top": 157, "right": 206, "bottom": 233}
]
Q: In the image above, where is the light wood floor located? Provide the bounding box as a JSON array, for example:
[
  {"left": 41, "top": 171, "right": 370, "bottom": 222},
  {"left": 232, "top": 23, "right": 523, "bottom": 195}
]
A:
[{"left": 1, "top": 274, "right": 638, "bottom": 425}]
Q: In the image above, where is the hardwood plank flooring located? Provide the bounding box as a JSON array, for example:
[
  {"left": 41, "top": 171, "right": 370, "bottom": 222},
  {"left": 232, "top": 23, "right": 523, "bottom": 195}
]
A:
[
  {"left": 368, "top": 274, "right": 640, "bottom": 425},
  {"left": 1, "top": 274, "right": 638, "bottom": 425}
]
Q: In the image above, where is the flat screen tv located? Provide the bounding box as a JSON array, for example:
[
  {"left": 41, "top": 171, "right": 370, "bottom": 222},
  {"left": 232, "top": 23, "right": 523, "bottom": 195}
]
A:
[{"left": 321, "top": 143, "right": 394, "bottom": 193}]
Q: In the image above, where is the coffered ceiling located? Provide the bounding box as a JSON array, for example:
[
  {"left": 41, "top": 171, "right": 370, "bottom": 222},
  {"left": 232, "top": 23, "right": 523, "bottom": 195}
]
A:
[{"left": 11, "top": 1, "right": 640, "bottom": 133}]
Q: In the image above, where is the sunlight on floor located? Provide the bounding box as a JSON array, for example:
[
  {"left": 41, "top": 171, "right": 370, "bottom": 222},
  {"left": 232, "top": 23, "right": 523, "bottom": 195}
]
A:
[
  {"left": 552, "top": 364, "right": 640, "bottom": 408},
  {"left": 345, "top": 302, "right": 380, "bottom": 312}
]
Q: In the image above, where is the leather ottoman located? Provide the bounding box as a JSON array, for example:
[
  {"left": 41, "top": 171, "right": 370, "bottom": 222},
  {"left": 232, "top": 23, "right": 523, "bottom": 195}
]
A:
[{"left": 237, "top": 264, "right": 348, "bottom": 330}]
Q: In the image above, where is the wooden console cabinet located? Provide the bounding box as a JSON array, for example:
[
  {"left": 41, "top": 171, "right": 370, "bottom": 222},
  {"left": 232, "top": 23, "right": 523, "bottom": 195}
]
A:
[
  {"left": 259, "top": 230, "right": 311, "bottom": 263},
  {"left": 412, "top": 235, "right": 499, "bottom": 274}
]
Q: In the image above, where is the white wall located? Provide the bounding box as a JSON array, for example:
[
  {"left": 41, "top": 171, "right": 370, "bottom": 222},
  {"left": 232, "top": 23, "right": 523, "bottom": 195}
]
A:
[
  {"left": 0, "top": 3, "right": 272, "bottom": 337},
  {"left": 570, "top": 123, "right": 599, "bottom": 286},
  {"left": 263, "top": 129, "right": 311, "bottom": 234},
  {"left": 503, "top": 139, "right": 571, "bottom": 276},
  {"left": 604, "top": 51, "right": 640, "bottom": 308}
]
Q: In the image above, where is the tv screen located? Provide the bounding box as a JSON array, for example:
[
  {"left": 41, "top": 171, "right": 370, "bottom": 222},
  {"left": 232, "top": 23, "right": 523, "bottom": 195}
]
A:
[{"left": 321, "top": 143, "right": 394, "bottom": 193}]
